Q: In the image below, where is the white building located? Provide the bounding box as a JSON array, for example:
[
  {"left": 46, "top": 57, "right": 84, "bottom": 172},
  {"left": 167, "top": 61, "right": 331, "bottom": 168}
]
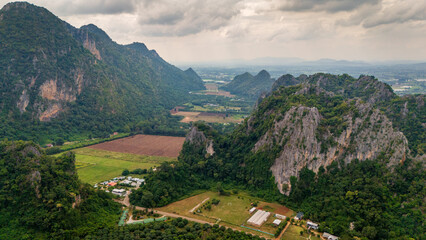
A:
[
  {"left": 249, "top": 207, "right": 257, "bottom": 214},
  {"left": 323, "top": 232, "right": 339, "bottom": 240},
  {"left": 274, "top": 214, "right": 286, "bottom": 220},
  {"left": 307, "top": 221, "right": 319, "bottom": 230},
  {"left": 273, "top": 219, "right": 282, "bottom": 226},
  {"left": 247, "top": 210, "right": 270, "bottom": 227},
  {"left": 121, "top": 180, "right": 132, "bottom": 185},
  {"left": 111, "top": 189, "right": 126, "bottom": 196}
]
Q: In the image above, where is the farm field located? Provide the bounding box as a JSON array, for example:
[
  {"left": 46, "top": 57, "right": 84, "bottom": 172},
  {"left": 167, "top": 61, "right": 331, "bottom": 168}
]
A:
[
  {"left": 88, "top": 134, "right": 185, "bottom": 157},
  {"left": 205, "top": 83, "right": 219, "bottom": 92},
  {"left": 281, "top": 225, "right": 321, "bottom": 240},
  {"left": 57, "top": 148, "right": 174, "bottom": 184},
  {"left": 157, "top": 191, "right": 293, "bottom": 237},
  {"left": 173, "top": 111, "right": 244, "bottom": 123}
]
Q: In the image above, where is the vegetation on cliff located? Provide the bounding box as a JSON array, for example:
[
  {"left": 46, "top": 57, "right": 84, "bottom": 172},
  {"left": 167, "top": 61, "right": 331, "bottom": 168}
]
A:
[
  {"left": 221, "top": 70, "right": 275, "bottom": 99},
  {"left": 0, "top": 141, "right": 121, "bottom": 239},
  {"left": 0, "top": 2, "right": 204, "bottom": 144},
  {"left": 131, "top": 74, "right": 425, "bottom": 239}
]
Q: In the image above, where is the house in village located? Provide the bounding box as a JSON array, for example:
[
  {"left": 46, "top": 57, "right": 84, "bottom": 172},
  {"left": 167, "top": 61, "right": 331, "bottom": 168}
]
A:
[
  {"left": 112, "top": 189, "right": 126, "bottom": 197},
  {"left": 294, "top": 212, "right": 304, "bottom": 220},
  {"left": 273, "top": 219, "right": 282, "bottom": 226},
  {"left": 249, "top": 207, "right": 257, "bottom": 214},
  {"left": 323, "top": 232, "right": 339, "bottom": 240},
  {"left": 307, "top": 221, "right": 319, "bottom": 230},
  {"left": 274, "top": 213, "right": 286, "bottom": 220}
]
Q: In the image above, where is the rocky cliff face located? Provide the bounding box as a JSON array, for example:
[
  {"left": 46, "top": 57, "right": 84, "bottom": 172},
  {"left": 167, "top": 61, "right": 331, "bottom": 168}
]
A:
[
  {"left": 253, "top": 95, "right": 409, "bottom": 193},
  {"left": 185, "top": 126, "right": 215, "bottom": 156},
  {"left": 245, "top": 82, "right": 414, "bottom": 194}
]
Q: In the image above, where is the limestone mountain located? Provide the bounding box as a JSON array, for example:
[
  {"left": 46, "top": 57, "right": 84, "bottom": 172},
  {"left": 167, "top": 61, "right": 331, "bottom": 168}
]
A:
[
  {"left": 182, "top": 73, "right": 425, "bottom": 193},
  {"left": 221, "top": 70, "right": 275, "bottom": 99},
  {"left": 0, "top": 2, "right": 204, "bottom": 142}
]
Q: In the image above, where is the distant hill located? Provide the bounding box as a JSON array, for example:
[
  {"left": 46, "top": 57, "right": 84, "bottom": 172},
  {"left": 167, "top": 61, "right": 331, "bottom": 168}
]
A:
[
  {"left": 0, "top": 2, "right": 204, "bottom": 143},
  {"left": 220, "top": 70, "right": 275, "bottom": 99},
  {"left": 184, "top": 67, "right": 203, "bottom": 83}
]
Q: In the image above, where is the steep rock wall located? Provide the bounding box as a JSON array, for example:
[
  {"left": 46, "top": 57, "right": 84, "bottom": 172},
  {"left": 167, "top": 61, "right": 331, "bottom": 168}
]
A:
[{"left": 254, "top": 100, "right": 409, "bottom": 194}]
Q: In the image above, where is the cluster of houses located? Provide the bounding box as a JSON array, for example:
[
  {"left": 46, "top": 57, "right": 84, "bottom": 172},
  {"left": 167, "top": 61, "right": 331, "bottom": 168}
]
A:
[
  {"left": 96, "top": 176, "right": 145, "bottom": 188},
  {"left": 94, "top": 176, "right": 145, "bottom": 197},
  {"left": 247, "top": 208, "right": 287, "bottom": 227},
  {"left": 294, "top": 212, "right": 339, "bottom": 240}
]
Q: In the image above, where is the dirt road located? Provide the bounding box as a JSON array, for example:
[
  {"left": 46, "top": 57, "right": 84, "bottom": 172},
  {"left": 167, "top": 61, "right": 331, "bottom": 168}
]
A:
[{"left": 114, "top": 194, "right": 273, "bottom": 239}]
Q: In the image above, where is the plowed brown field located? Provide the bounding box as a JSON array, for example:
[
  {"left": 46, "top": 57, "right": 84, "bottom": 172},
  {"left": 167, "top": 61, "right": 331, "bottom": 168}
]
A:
[{"left": 88, "top": 134, "right": 185, "bottom": 158}]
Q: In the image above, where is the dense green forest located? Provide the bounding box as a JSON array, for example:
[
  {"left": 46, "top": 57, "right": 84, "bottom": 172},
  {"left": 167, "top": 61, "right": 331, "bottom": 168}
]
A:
[
  {"left": 84, "top": 219, "right": 265, "bottom": 240},
  {"left": 289, "top": 159, "right": 425, "bottom": 239},
  {"left": 0, "top": 141, "right": 121, "bottom": 239}
]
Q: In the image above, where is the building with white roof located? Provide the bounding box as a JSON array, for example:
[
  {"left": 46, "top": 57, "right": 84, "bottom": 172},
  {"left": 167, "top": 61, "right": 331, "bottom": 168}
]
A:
[
  {"left": 249, "top": 207, "right": 257, "bottom": 214},
  {"left": 247, "top": 210, "right": 270, "bottom": 227}
]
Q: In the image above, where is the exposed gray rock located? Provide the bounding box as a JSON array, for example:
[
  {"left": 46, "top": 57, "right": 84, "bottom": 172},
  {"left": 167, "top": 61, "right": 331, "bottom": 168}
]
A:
[
  {"left": 254, "top": 100, "right": 409, "bottom": 194},
  {"left": 185, "top": 126, "right": 215, "bottom": 156}
]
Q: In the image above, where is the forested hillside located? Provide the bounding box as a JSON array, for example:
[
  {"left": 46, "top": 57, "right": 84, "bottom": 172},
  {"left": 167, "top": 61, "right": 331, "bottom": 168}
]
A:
[
  {"left": 0, "top": 2, "right": 204, "bottom": 144},
  {"left": 130, "top": 74, "right": 425, "bottom": 240},
  {"left": 0, "top": 141, "right": 121, "bottom": 239},
  {"left": 221, "top": 70, "right": 274, "bottom": 99}
]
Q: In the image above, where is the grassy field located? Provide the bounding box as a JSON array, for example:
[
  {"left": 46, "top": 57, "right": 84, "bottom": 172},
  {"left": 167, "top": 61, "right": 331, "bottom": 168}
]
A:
[
  {"left": 56, "top": 148, "right": 174, "bottom": 184},
  {"left": 281, "top": 225, "right": 321, "bottom": 240},
  {"left": 157, "top": 191, "right": 294, "bottom": 237}
]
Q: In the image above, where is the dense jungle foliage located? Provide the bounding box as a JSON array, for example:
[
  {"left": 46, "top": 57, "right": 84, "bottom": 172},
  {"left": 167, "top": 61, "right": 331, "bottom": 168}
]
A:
[
  {"left": 0, "top": 141, "right": 121, "bottom": 239},
  {"left": 289, "top": 158, "right": 425, "bottom": 239},
  {"left": 85, "top": 219, "right": 266, "bottom": 240}
]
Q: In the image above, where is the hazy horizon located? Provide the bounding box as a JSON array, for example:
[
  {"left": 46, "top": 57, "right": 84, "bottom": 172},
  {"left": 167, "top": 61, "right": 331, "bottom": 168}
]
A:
[{"left": 1, "top": 0, "right": 426, "bottom": 64}]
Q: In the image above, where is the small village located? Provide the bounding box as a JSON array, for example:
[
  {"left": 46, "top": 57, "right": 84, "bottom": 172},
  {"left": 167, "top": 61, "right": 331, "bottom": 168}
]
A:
[{"left": 94, "top": 175, "right": 145, "bottom": 197}]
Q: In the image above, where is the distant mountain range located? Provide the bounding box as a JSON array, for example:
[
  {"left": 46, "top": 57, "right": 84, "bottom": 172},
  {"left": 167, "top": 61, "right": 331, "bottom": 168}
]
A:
[
  {"left": 0, "top": 2, "right": 204, "bottom": 142},
  {"left": 177, "top": 57, "right": 426, "bottom": 68}
]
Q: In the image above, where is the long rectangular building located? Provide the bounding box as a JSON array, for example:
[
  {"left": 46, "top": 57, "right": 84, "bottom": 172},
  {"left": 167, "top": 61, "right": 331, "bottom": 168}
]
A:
[{"left": 247, "top": 210, "right": 270, "bottom": 227}]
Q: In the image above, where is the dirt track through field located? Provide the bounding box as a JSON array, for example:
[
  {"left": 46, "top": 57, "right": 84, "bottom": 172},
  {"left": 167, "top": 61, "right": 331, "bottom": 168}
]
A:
[{"left": 88, "top": 135, "right": 185, "bottom": 158}]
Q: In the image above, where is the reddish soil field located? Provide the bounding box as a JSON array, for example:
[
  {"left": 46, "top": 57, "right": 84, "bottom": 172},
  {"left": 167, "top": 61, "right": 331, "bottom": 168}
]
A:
[
  {"left": 204, "top": 91, "right": 234, "bottom": 97},
  {"left": 88, "top": 134, "right": 185, "bottom": 158}
]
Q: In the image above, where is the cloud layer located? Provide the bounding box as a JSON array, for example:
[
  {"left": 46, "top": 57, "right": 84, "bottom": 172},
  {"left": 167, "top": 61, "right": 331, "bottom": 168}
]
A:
[{"left": 0, "top": 0, "right": 425, "bottom": 62}]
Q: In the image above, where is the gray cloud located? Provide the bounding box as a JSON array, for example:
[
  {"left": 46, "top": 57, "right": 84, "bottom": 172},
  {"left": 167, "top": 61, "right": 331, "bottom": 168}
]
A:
[
  {"left": 279, "top": 0, "right": 381, "bottom": 13},
  {"left": 136, "top": 0, "right": 242, "bottom": 36},
  {"left": 19, "top": 0, "right": 137, "bottom": 15},
  {"left": 362, "top": 0, "right": 426, "bottom": 28}
]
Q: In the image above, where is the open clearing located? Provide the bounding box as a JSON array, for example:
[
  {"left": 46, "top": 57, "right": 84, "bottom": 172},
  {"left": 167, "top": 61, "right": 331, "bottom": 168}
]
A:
[
  {"left": 57, "top": 148, "right": 174, "bottom": 184},
  {"left": 281, "top": 225, "right": 321, "bottom": 240},
  {"left": 157, "top": 191, "right": 294, "bottom": 237},
  {"left": 172, "top": 111, "right": 243, "bottom": 123},
  {"left": 88, "top": 134, "right": 185, "bottom": 158}
]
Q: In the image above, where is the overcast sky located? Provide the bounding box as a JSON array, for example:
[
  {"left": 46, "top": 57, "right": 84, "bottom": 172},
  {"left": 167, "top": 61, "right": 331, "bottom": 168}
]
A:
[{"left": 2, "top": 0, "right": 426, "bottom": 64}]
